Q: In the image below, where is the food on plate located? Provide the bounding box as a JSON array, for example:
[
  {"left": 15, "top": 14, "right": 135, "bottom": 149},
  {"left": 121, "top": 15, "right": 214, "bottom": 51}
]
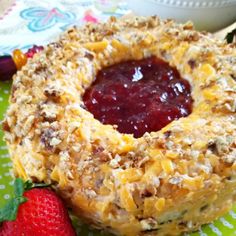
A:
[
  {"left": 2, "top": 16, "right": 236, "bottom": 235},
  {"left": 0, "top": 178, "right": 76, "bottom": 236},
  {"left": 83, "top": 56, "right": 193, "bottom": 138}
]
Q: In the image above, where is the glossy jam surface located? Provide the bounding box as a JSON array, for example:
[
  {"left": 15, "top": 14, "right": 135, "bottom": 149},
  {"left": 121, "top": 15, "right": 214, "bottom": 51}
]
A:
[{"left": 83, "top": 57, "right": 193, "bottom": 138}]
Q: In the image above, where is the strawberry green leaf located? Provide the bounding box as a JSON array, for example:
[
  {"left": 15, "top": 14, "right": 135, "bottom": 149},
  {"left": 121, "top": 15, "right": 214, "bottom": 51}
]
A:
[
  {"left": 24, "top": 180, "right": 33, "bottom": 190},
  {"left": 24, "top": 180, "right": 51, "bottom": 191},
  {"left": 0, "top": 178, "right": 27, "bottom": 222},
  {"left": 14, "top": 178, "right": 24, "bottom": 197},
  {"left": 0, "top": 196, "right": 26, "bottom": 222}
]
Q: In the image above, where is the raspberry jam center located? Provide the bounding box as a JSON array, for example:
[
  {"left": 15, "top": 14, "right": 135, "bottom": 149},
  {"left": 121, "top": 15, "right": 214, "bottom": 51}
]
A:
[{"left": 83, "top": 57, "right": 193, "bottom": 138}]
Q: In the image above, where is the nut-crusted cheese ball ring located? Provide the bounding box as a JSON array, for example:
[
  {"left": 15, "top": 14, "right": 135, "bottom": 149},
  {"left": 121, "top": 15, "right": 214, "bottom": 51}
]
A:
[{"left": 3, "top": 16, "right": 236, "bottom": 236}]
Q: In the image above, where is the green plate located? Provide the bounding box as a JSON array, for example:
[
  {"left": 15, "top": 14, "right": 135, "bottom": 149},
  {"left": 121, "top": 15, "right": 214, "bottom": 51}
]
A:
[{"left": 0, "top": 80, "right": 236, "bottom": 235}]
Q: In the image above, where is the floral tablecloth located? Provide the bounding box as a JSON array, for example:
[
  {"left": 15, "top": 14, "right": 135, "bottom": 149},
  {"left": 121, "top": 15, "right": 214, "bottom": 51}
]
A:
[{"left": 0, "top": 1, "right": 236, "bottom": 235}]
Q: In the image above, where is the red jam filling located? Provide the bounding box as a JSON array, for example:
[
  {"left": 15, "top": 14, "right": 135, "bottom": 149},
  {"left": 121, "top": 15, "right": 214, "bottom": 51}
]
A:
[{"left": 83, "top": 57, "right": 193, "bottom": 138}]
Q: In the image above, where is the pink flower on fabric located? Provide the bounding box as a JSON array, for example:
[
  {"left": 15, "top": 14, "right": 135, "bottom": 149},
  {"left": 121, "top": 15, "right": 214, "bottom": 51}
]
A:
[{"left": 83, "top": 10, "right": 99, "bottom": 23}]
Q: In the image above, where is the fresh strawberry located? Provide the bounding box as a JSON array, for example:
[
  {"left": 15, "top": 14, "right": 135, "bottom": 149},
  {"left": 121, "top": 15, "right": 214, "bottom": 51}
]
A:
[{"left": 0, "top": 179, "right": 76, "bottom": 236}]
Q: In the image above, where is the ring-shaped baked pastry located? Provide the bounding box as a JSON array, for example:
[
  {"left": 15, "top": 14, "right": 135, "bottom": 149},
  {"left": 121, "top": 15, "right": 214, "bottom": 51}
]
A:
[{"left": 3, "top": 16, "right": 236, "bottom": 236}]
